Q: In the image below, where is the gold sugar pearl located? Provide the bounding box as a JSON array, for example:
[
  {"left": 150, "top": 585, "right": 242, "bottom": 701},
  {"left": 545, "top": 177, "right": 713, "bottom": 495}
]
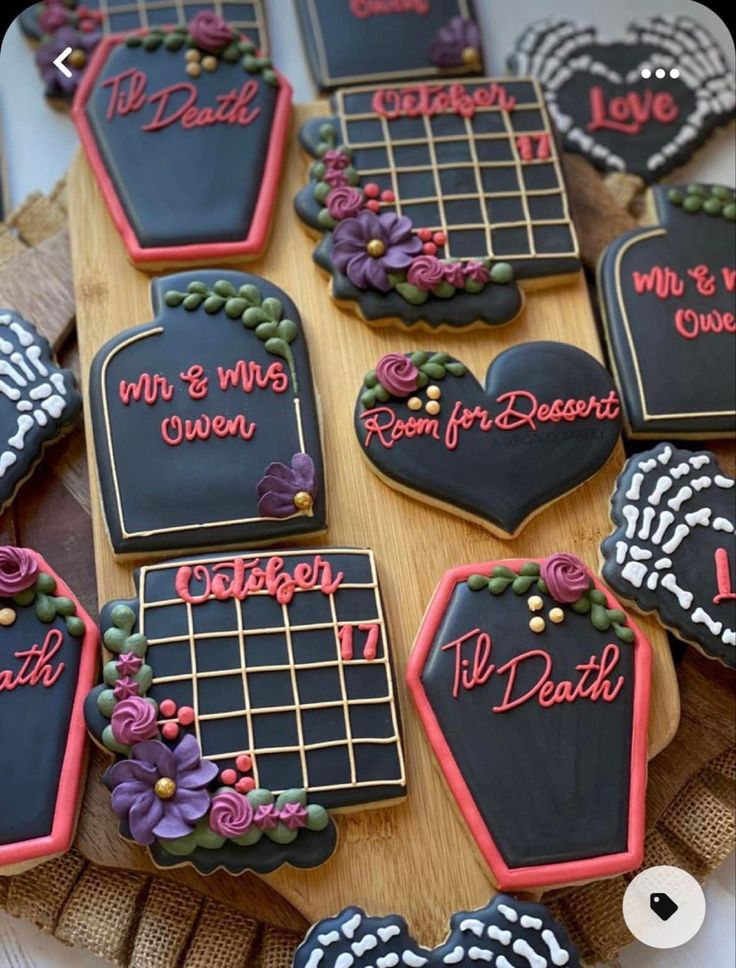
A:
[
  {"left": 407, "top": 397, "right": 422, "bottom": 411},
  {"left": 0, "top": 607, "right": 16, "bottom": 626},
  {"left": 529, "top": 616, "right": 546, "bottom": 634},
  {"left": 527, "top": 595, "right": 544, "bottom": 612},
  {"left": 186, "top": 62, "right": 202, "bottom": 78},
  {"left": 154, "top": 777, "right": 177, "bottom": 800},
  {"left": 293, "top": 491, "right": 313, "bottom": 512},
  {"left": 201, "top": 55, "right": 219, "bottom": 72},
  {"left": 426, "top": 385, "right": 441, "bottom": 400},
  {"left": 425, "top": 400, "right": 441, "bottom": 416},
  {"left": 185, "top": 49, "right": 201, "bottom": 62},
  {"left": 549, "top": 607, "right": 565, "bottom": 624},
  {"left": 68, "top": 48, "right": 87, "bottom": 69},
  {"left": 462, "top": 45, "right": 480, "bottom": 65},
  {"left": 366, "top": 238, "right": 386, "bottom": 258}
]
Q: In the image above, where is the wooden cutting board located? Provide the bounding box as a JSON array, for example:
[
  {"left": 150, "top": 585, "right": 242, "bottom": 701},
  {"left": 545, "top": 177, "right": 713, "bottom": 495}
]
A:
[{"left": 67, "top": 102, "right": 680, "bottom": 946}]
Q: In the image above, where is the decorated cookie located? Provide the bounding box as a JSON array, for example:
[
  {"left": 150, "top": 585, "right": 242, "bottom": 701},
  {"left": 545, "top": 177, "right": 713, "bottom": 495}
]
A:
[
  {"left": 84, "top": 548, "right": 406, "bottom": 874},
  {"left": 0, "top": 547, "right": 98, "bottom": 874},
  {"left": 294, "top": 895, "right": 580, "bottom": 967},
  {"left": 602, "top": 443, "right": 735, "bottom": 669},
  {"left": 89, "top": 271, "right": 325, "bottom": 557},
  {"left": 295, "top": 77, "right": 581, "bottom": 330},
  {"left": 354, "top": 343, "right": 621, "bottom": 537},
  {"left": 508, "top": 17, "right": 736, "bottom": 184},
  {"left": 0, "top": 311, "right": 81, "bottom": 512},
  {"left": 72, "top": 13, "right": 290, "bottom": 267},
  {"left": 407, "top": 555, "right": 650, "bottom": 890},
  {"left": 296, "top": 0, "right": 484, "bottom": 93},
  {"left": 599, "top": 184, "right": 735, "bottom": 439}
]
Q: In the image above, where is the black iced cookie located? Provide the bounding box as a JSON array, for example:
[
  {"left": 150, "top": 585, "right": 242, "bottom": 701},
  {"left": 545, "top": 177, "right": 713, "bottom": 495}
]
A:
[
  {"left": 295, "top": 77, "right": 581, "bottom": 331},
  {"left": 602, "top": 443, "right": 736, "bottom": 668},
  {"left": 0, "top": 547, "right": 98, "bottom": 874},
  {"left": 84, "top": 547, "right": 406, "bottom": 875},
  {"left": 294, "top": 896, "right": 580, "bottom": 967},
  {"left": 508, "top": 16, "right": 736, "bottom": 184},
  {"left": 89, "top": 271, "right": 325, "bottom": 557},
  {"left": 408, "top": 555, "right": 650, "bottom": 890},
  {"left": 72, "top": 12, "right": 289, "bottom": 266},
  {"left": 599, "top": 184, "right": 735, "bottom": 439},
  {"left": 295, "top": 0, "right": 484, "bottom": 93},
  {"left": 0, "top": 311, "right": 81, "bottom": 512},
  {"left": 354, "top": 343, "right": 622, "bottom": 537}
]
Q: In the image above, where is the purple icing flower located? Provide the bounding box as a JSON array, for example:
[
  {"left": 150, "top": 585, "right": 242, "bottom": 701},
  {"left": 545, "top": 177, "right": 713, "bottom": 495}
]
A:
[
  {"left": 323, "top": 149, "right": 350, "bottom": 171},
  {"left": 110, "top": 696, "right": 159, "bottom": 747},
  {"left": 430, "top": 16, "right": 482, "bottom": 68},
  {"left": 0, "top": 546, "right": 39, "bottom": 596},
  {"left": 324, "top": 169, "right": 349, "bottom": 189},
  {"left": 254, "top": 803, "right": 280, "bottom": 831},
  {"left": 279, "top": 801, "right": 308, "bottom": 831},
  {"left": 326, "top": 186, "right": 364, "bottom": 221},
  {"left": 188, "top": 11, "right": 233, "bottom": 53},
  {"left": 209, "top": 789, "right": 254, "bottom": 838},
  {"left": 443, "top": 262, "right": 466, "bottom": 288},
  {"left": 107, "top": 734, "right": 218, "bottom": 845},
  {"left": 257, "top": 453, "right": 316, "bottom": 518},
  {"left": 113, "top": 677, "right": 141, "bottom": 701},
  {"left": 464, "top": 260, "right": 490, "bottom": 284},
  {"left": 116, "top": 653, "right": 143, "bottom": 677},
  {"left": 332, "top": 210, "right": 422, "bottom": 292},
  {"left": 541, "top": 554, "right": 591, "bottom": 604},
  {"left": 38, "top": 0, "right": 71, "bottom": 34},
  {"left": 35, "top": 26, "right": 100, "bottom": 96},
  {"left": 375, "top": 353, "right": 420, "bottom": 398},
  {"left": 406, "top": 254, "right": 446, "bottom": 292}
]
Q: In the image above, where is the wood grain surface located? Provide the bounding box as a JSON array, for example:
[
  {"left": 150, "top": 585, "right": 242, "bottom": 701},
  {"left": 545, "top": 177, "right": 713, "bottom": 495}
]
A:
[{"left": 68, "top": 102, "right": 680, "bottom": 945}]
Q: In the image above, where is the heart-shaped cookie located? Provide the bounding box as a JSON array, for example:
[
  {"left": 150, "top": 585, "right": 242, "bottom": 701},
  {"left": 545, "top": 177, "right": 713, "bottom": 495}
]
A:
[
  {"left": 294, "top": 895, "right": 580, "bottom": 967},
  {"left": 602, "top": 443, "right": 736, "bottom": 668},
  {"left": 354, "top": 343, "right": 622, "bottom": 537},
  {"left": 508, "top": 16, "right": 735, "bottom": 183}
]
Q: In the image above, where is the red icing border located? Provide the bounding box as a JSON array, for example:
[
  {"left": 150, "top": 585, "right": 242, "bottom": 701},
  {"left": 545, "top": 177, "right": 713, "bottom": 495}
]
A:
[
  {"left": 406, "top": 558, "right": 651, "bottom": 890},
  {"left": 0, "top": 551, "right": 99, "bottom": 870},
  {"left": 71, "top": 33, "right": 293, "bottom": 267}
]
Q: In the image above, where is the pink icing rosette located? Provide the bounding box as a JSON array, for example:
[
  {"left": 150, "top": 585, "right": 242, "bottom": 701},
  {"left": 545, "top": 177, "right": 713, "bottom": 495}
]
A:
[
  {"left": 111, "top": 697, "right": 159, "bottom": 746},
  {"left": 0, "top": 546, "right": 39, "bottom": 596},
  {"left": 326, "top": 186, "right": 364, "bottom": 220},
  {"left": 187, "top": 11, "right": 232, "bottom": 53},
  {"left": 375, "top": 353, "right": 420, "bottom": 398},
  {"left": 443, "top": 262, "right": 466, "bottom": 288},
  {"left": 406, "top": 254, "right": 446, "bottom": 292},
  {"left": 541, "top": 553, "right": 591, "bottom": 604},
  {"left": 209, "top": 789, "right": 255, "bottom": 838},
  {"left": 323, "top": 149, "right": 350, "bottom": 171},
  {"left": 464, "top": 260, "right": 490, "bottom": 284},
  {"left": 324, "top": 169, "right": 349, "bottom": 189}
]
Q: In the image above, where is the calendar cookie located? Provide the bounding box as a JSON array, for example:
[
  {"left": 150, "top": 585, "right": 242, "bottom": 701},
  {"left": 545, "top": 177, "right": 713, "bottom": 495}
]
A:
[
  {"left": 84, "top": 548, "right": 406, "bottom": 875},
  {"left": 602, "top": 443, "right": 736, "bottom": 668},
  {"left": 73, "top": 12, "right": 290, "bottom": 266},
  {"left": 295, "top": 77, "right": 580, "bottom": 330},
  {"left": 508, "top": 16, "right": 735, "bottom": 184},
  {"left": 407, "top": 555, "right": 650, "bottom": 889}
]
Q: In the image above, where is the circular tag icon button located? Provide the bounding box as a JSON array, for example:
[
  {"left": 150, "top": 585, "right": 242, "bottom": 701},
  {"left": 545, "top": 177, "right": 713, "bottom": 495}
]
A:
[{"left": 623, "top": 866, "right": 706, "bottom": 948}]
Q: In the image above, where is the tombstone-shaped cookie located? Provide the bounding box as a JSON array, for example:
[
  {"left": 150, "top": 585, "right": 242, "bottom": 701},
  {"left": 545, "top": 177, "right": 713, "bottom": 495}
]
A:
[
  {"left": 602, "top": 443, "right": 735, "bottom": 668},
  {"left": 84, "top": 547, "right": 405, "bottom": 874},
  {"left": 599, "top": 184, "right": 735, "bottom": 438},
  {"left": 407, "top": 555, "right": 651, "bottom": 890},
  {"left": 295, "top": 77, "right": 581, "bottom": 330},
  {"left": 73, "top": 13, "right": 290, "bottom": 267},
  {"left": 0, "top": 311, "right": 81, "bottom": 512},
  {"left": 508, "top": 17, "right": 735, "bottom": 184},
  {"left": 354, "top": 343, "right": 622, "bottom": 537},
  {"left": 296, "top": 0, "right": 485, "bottom": 93},
  {"left": 0, "top": 547, "right": 98, "bottom": 874},
  {"left": 89, "top": 271, "right": 325, "bottom": 557}
]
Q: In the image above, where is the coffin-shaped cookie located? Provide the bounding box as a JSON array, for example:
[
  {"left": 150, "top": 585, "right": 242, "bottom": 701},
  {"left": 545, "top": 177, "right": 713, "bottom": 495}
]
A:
[
  {"left": 72, "top": 14, "right": 290, "bottom": 267},
  {"left": 0, "top": 547, "right": 98, "bottom": 874},
  {"left": 407, "top": 555, "right": 651, "bottom": 890},
  {"left": 89, "top": 271, "right": 326, "bottom": 556}
]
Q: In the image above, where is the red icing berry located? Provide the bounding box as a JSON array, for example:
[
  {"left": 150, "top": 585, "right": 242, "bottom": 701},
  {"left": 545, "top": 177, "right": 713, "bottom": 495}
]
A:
[
  {"left": 366, "top": 199, "right": 381, "bottom": 213},
  {"left": 221, "top": 769, "right": 237, "bottom": 786},
  {"left": 161, "top": 722, "right": 179, "bottom": 741},
  {"left": 178, "top": 706, "right": 195, "bottom": 726},
  {"left": 417, "top": 228, "right": 433, "bottom": 242},
  {"left": 422, "top": 242, "right": 438, "bottom": 256},
  {"left": 236, "top": 777, "right": 256, "bottom": 794},
  {"left": 433, "top": 231, "right": 446, "bottom": 246},
  {"left": 380, "top": 190, "right": 395, "bottom": 202},
  {"left": 363, "top": 183, "right": 380, "bottom": 198},
  {"left": 236, "top": 753, "right": 253, "bottom": 773},
  {"left": 159, "top": 698, "right": 177, "bottom": 718}
]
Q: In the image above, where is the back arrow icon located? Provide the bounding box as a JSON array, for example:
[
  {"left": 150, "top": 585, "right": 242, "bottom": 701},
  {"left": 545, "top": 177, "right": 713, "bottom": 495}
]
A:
[{"left": 53, "top": 46, "right": 73, "bottom": 78}]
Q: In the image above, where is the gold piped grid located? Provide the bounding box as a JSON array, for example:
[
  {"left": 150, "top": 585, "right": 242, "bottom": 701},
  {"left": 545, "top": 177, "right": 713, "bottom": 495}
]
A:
[{"left": 137, "top": 549, "right": 406, "bottom": 802}]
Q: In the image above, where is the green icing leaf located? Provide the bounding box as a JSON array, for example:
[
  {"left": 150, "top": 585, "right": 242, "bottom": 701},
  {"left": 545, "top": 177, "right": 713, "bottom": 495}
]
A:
[
  {"left": 463, "top": 278, "right": 484, "bottom": 294},
  {"left": 261, "top": 297, "right": 283, "bottom": 321},
  {"left": 164, "top": 291, "right": 184, "bottom": 307},
  {"left": 570, "top": 595, "right": 591, "bottom": 614},
  {"left": 410, "top": 351, "right": 430, "bottom": 365},
  {"left": 589, "top": 589, "right": 607, "bottom": 606},
  {"left": 520, "top": 562, "right": 540, "bottom": 577},
  {"left": 35, "top": 593, "right": 56, "bottom": 623},
  {"left": 242, "top": 307, "right": 269, "bottom": 328},
  {"left": 225, "top": 297, "right": 248, "bottom": 318},
  {"left": 590, "top": 603, "right": 611, "bottom": 631},
  {"left": 467, "top": 574, "right": 490, "bottom": 591},
  {"left": 511, "top": 575, "right": 536, "bottom": 594},
  {"left": 213, "top": 280, "right": 237, "bottom": 298},
  {"left": 306, "top": 804, "right": 330, "bottom": 831},
  {"left": 492, "top": 565, "right": 516, "bottom": 578},
  {"left": 36, "top": 572, "right": 56, "bottom": 594},
  {"left": 488, "top": 576, "right": 513, "bottom": 595},
  {"left": 187, "top": 281, "right": 208, "bottom": 295},
  {"left": 395, "top": 282, "right": 429, "bottom": 305},
  {"left": 420, "top": 362, "right": 446, "bottom": 379},
  {"left": 277, "top": 319, "right": 298, "bottom": 342},
  {"left": 255, "top": 321, "right": 278, "bottom": 340},
  {"left": 182, "top": 293, "right": 203, "bottom": 311},
  {"left": 428, "top": 352, "right": 449, "bottom": 364},
  {"left": 364, "top": 369, "right": 378, "bottom": 388},
  {"left": 432, "top": 280, "right": 456, "bottom": 298},
  {"left": 239, "top": 284, "right": 262, "bottom": 305},
  {"left": 97, "top": 689, "right": 116, "bottom": 718},
  {"left": 445, "top": 362, "right": 467, "bottom": 377},
  {"left": 613, "top": 623, "right": 635, "bottom": 644}
]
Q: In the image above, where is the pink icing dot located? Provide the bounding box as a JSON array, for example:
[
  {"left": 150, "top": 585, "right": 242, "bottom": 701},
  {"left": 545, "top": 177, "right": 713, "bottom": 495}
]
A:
[
  {"left": 433, "top": 231, "right": 447, "bottom": 246},
  {"left": 161, "top": 722, "right": 180, "bottom": 741},
  {"left": 159, "top": 699, "right": 177, "bottom": 718},
  {"left": 417, "top": 228, "right": 433, "bottom": 242},
  {"left": 221, "top": 769, "right": 237, "bottom": 786},
  {"left": 422, "top": 242, "right": 437, "bottom": 255},
  {"left": 365, "top": 199, "right": 381, "bottom": 213},
  {"left": 178, "top": 706, "right": 195, "bottom": 726},
  {"left": 236, "top": 777, "right": 256, "bottom": 794},
  {"left": 363, "top": 183, "right": 380, "bottom": 198},
  {"left": 236, "top": 754, "right": 252, "bottom": 773},
  {"left": 380, "top": 189, "right": 395, "bottom": 202}
]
